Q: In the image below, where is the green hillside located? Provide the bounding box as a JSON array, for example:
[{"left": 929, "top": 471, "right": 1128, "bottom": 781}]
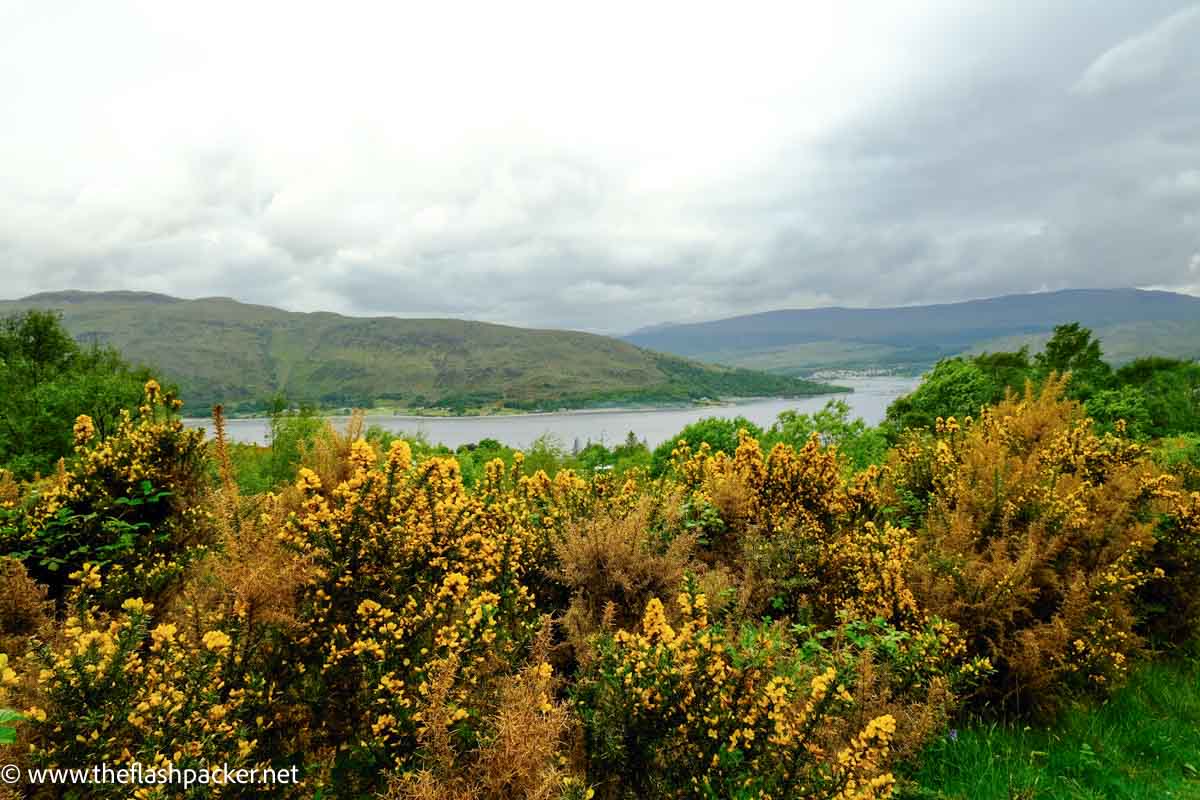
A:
[
  {"left": 626, "top": 289, "right": 1200, "bottom": 375},
  {"left": 0, "top": 291, "right": 841, "bottom": 415}
]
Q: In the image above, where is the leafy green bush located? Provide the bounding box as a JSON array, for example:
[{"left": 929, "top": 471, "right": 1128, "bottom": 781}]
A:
[
  {"left": 767, "top": 400, "right": 889, "bottom": 471},
  {"left": 574, "top": 585, "right": 953, "bottom": 800},
  {"left": 651, "top": 416, "right": 764, "bottom": 476},
  {"left": 0, "top": 310, "right": 163, "bottom": 479},
  {"left": 0, "top": 382, "right": 209, "bottom": 608}
]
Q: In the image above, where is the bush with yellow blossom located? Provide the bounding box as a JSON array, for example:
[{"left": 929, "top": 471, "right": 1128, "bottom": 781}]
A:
[
  {"left": 276, "top": 439, "right": 549, "bottom": 791},
  {"left": 0, "top": 381, "right": 208, "bottom": 609},
  {"left": 573, "top": 580, "right": 973, "bottom": 800},
  {"left": 1137, "top": 487, "right": 1200, "bottom": 646},
  {"left": 17, "top": 595, "right": 279, "bottom": 799},
  {"left": 1, "top": 371, "right": 1197, "bottom": 800},
  {"left": 884, "top": 377, "right": 1175, "bottom": 712}
]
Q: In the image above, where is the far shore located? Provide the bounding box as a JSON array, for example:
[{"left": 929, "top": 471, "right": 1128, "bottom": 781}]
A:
[{"left": 185, "top": 387, "right": 858, "bottom": 423}]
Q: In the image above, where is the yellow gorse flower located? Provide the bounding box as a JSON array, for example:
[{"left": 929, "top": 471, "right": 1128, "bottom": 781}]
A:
[{"left": 201, "top": 630, "right": 232, "bottom": 652}]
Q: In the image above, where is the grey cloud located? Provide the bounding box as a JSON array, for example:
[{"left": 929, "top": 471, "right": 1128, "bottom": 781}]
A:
[
  {"left": 1075, "top": 5, "right": 1200, "bottom": 95},
  {"left": 2, "top": 2, "right": 1199, "bottom": 334}
]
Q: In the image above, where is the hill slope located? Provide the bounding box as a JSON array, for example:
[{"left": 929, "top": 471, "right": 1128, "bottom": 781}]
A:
[
  {"left": 625, "top": 289, "right": 1200, "bottom": 374},
  {"left": 1, "top": 291, "right": 840, "bottom": 414}
]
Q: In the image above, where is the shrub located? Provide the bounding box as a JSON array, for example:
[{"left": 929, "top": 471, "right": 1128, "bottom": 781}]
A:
[
  {"left": 669, "top": 431, "right": 916, "bottom": 629},
  {"left": 1137, "top": 489, "right": 1200, "bottom": 646},
  {"left": 767, "top": 400, "right": 890, "bottom": 472},
  {"left": 885, "top": 378, "right": 1172, "bottom": 713},
  {"left": 574, "top": 587, "right": 938, "bottom": 800},
  {"left": 277, "top": 439, "right": 544, "bottom": 791},
  {"left": 554, "top": 489, "right": 700, "bottom": 656},
  {"left": 0, "top": 559, "right": 50, "bottom": 659},
  {"left": 650, "top": 416, "right": 763, "bottom": 476},
  {"left": 1153, "top": 435, "right": 1200, "bottom": 491},
  {"left": 385, "top": 625, "right": 585, "bottom": 800},
  {"left": 19, "top": 597, "right": 285, "bottom": 799},
  {"left": 0, "top": 381, "right": 210, "bottom": 609}
]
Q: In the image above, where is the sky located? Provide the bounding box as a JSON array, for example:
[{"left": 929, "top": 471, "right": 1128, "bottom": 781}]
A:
[{"left": 2, "top": 0, "right": 1198, "bottom": 333}]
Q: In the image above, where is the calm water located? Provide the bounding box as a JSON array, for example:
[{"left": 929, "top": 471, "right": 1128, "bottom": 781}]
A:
[{"left": 186, "top": 376, "right": 919, "bottom": 451}]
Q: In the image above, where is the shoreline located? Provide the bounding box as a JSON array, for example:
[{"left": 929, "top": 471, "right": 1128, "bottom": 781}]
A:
[{"left": 185, "top": 387, "right": 865, "bottom": 424}]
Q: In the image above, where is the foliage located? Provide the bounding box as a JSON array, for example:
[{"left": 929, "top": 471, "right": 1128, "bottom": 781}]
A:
[
  {"left": 276, "top": 437, "right": 560, "bottom": 791},
  {"left": 898, "top": 658, "right": 1200, "bottom": 800},
  {"left": 883, "top": 359, "right": 1001, "bottom": 436},
  {"left": 385, "top": 626, "right": 584, "bottom": 800},
  {"left": 767, "top": 399, "right": 890, "bottom": 471},
  {"left": 1114, "top": 357, "right": 1200, "bottom": 438},
  {"left": 226, "top": 398, "right": 325, "bottom": 493},
  {"left": 884, "top": 378, "right": 1175, "bottom": 713},
  {"left": 650, "top": 416, "right": 764, "bottom": 476},
  {"left": 574, "top": 432, "right": 652, "bottom": 476},
  {"left": 554, "top": 488, "right": 700, "bottom": 655},
  {"left": 2, "top": 359, "right": 1199, "bottom": 799},
  {"left": 888, "top": 323, "right": 1200, "bottom": 441},
  {"left": 1154, "top": 434, "right": 1200, "bottom": 491},
  {"left": 1084, "top": 385, "right": 1151, "bottom": 438},
  {"left": 0, "top": 381, "right": 209, "bottom": 608},
  {"left": 0, "top": 558, "right": 50, "bottom": 659},
  {"left": 1032, "top": 323, "right": 1111, "bottom": 398},
  {"left": 1137, "top": 490, "right": 1200, "bottom": 646},
  {"left": 0, "top": 310, "right": 161, "bottom": 479},
  {"left": 17, "top": 597, "right": 278, "bottom": 800},
  {"left": 575, "top": 588, "right": 908, "bottom": 800}
]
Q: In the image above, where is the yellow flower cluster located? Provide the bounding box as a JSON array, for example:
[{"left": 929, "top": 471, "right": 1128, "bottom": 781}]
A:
[
  {"left": 280, "top": 442, "right": 553, "bottom": 765},
  {"left": 13, "top": 380, "right": 209, "bottom": 607},
  {"left": 72, "top": 414, "right": 95, "bottom": 447},
  {"left": 0, "top": 653, "right": 17, "bottom": 708},
  {"left": 588, "top": 590, "right": 900, "bottom": 798},
  {"left": 886, "top": 378, "right": 1174, "bottom": 707},
  {"left": 24, "top": 601, "right": 267, "bottom": 799}
]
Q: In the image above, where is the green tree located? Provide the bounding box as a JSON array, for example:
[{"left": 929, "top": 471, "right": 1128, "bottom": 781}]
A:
[
  {"left": 1085, "top": 385, "right": 1152, "bottom": 438},
  {"left": 0, "top": 310, "right": 160, "bottom": 479},
  {"left": 767, "top": 400, "right": 888, "bottom": 470},
  {"left": 884, "top": 358, "right": 1001, "bottom": 435},
  {"left": 1034, "top": 322, "right": 1111, "bottom": 398},
  {"left": 1114, "top": 358, "right": 1200, "bottom": 438},
  {"left": 651, "top": 415, "right": 764, "bottom": 476}
]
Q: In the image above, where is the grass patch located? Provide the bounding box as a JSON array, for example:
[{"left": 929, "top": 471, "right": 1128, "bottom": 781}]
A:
[{"left": 900, "top": 658, "right": 1200, "bottom": 799}]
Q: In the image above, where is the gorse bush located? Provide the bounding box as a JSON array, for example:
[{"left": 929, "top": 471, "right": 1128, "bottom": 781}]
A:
[
  {"left": 0, "top": 310, "right": 166, "bottom": 481},
  {"left": 885, "top": 378, "right": 1176, "bottom": 713},
  {"left": 0, "top": 381, "right": 208, "bottom": 609},
  {"left": 20, "top": 597, "right": 277, "bottom": 800},
  {"left": 0, "top": 370, "right": 1196, "bottom": 799},
  {"left": 279, "top": 440, "right": 545, "bottom": 788},
  {"left": 1139, "top": 488, "right": 1200, "bottom": 647},
  {"left": 385, "top": 624, "right": 585, "bottom": 800},
  {"left": 574, "top": 585, "right": 952, "bottom": 800}
]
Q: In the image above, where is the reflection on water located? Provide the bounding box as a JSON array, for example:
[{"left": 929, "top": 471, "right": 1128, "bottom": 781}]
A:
[{"left": 186, "top": 376, "right": 920, "bottom": 451}]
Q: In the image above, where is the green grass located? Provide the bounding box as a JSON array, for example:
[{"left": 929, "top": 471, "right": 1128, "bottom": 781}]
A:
[{"left": 900, "top": 659, "right": 1200, "bottom": 800}]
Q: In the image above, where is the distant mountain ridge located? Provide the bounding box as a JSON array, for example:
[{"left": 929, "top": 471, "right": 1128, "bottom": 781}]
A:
[
  {"left": 624, "top": 289, "right": 1200, "bottom": 375},
  {"left": 1, "top": 291, "right": 839, "bottom": 415}
]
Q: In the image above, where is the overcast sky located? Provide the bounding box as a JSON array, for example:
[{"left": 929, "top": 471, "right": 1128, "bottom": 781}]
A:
[{"left": 2, "top": 1, "right": 1198, "bottom": 333}]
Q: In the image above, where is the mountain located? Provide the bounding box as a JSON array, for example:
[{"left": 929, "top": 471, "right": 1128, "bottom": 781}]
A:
[
  {"left": 624, "top": 289, "right": 1200, "bottom": 375},
  {"left": 1, "top": 291, "right": 841, "bottom": 415}
]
